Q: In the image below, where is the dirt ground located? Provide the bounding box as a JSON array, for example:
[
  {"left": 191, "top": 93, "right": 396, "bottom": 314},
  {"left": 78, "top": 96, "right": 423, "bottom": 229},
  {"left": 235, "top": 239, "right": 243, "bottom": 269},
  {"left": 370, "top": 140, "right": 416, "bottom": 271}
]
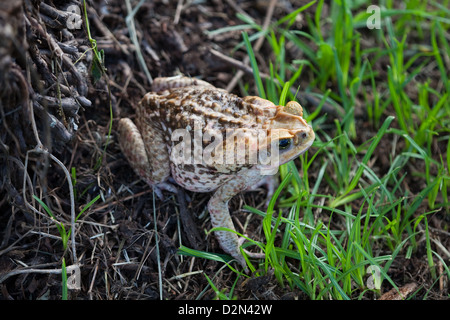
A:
[{"left": 0, "top": 0, "right": 448, "bottom": 300}]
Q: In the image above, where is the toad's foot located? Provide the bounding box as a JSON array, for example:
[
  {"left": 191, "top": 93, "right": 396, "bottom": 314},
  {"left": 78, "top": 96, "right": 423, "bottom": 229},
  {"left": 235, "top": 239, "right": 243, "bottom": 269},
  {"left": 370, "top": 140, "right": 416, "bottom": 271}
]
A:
[
  {"left": 150, "top": 181, "right": 178, "bottom": 200},
  {"left": 238, "top": 236, "right": 266, "bottom": 260}
]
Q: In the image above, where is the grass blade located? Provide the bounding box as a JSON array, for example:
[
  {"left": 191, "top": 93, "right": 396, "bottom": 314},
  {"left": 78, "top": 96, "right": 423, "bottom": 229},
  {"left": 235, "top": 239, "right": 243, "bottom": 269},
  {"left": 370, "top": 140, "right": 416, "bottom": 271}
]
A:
[{"left": 242, "top": 31, "right": 266, "bottom": 99}]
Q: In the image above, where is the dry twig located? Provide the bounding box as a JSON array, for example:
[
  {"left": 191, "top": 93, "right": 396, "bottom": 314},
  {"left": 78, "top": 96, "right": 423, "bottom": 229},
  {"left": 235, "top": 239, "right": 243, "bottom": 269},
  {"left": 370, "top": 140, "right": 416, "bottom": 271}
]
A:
[{"left": 226, "top": 0, "right": 277, "bottom": 92}]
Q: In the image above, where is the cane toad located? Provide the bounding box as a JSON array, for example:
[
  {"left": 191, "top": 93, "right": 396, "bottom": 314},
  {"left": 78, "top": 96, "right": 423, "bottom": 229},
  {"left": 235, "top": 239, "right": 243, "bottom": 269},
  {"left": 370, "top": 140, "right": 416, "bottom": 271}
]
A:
[{"left": 118, "top": 75, "right": 315, "bottom": 269}]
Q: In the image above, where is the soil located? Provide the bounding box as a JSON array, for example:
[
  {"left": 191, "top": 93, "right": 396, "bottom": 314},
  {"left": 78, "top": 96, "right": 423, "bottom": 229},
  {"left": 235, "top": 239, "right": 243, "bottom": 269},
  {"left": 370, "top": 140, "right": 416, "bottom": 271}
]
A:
[{"left": 0, "top": 0, "right": 448, "bottom": 300}]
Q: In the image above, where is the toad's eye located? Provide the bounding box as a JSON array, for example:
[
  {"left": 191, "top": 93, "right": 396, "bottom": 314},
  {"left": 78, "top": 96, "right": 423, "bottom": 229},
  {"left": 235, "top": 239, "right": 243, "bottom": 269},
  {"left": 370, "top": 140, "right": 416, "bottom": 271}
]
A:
[{"left": 279, "top": 139, "right": 292, "bottom": 150}]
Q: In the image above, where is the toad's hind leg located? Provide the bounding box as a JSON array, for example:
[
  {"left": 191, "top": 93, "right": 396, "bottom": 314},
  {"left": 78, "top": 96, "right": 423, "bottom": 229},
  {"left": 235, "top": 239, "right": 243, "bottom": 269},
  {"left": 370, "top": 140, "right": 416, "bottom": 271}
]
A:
[{"left": 118, "top": 118, "right": 176, "bottom": 197}]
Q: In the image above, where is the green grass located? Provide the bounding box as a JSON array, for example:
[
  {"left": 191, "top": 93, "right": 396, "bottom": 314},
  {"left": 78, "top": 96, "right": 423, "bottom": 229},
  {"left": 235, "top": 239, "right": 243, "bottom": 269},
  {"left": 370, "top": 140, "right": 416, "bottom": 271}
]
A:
[
  {"left": 33, "top": 193, "right": 100, "bottom": 299},
  {"left": 181, "top": 0, "right": 449, "bottom": 300}
]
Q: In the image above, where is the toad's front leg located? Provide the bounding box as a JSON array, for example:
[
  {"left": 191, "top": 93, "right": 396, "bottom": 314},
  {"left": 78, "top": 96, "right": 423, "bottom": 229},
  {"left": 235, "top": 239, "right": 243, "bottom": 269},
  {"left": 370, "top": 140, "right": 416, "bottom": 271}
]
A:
[{"left": 207, "top": 167, "right": 264, "bottom": 270}]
